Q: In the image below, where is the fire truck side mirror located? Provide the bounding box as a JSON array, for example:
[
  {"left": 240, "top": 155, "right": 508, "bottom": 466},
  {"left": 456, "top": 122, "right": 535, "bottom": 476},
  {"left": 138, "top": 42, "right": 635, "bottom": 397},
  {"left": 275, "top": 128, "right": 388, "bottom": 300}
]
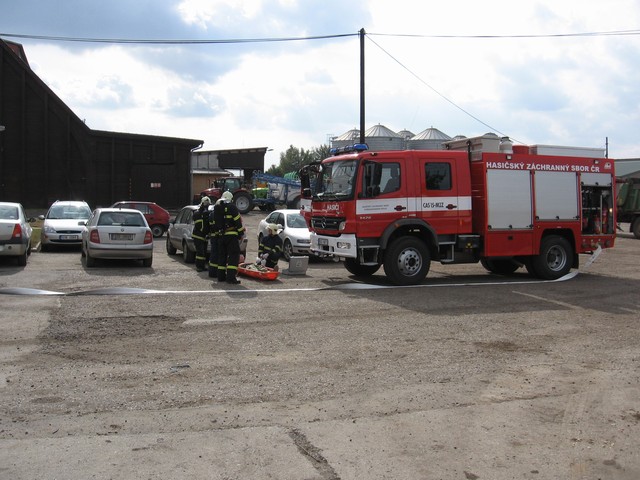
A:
[{"left": 302, "top": 187, "right": 312, "bottom": 199}]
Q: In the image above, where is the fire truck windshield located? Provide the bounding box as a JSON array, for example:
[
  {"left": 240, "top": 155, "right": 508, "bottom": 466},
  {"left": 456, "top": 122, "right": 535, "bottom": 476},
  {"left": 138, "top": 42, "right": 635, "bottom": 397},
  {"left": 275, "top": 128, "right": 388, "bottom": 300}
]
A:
[{"left": 315, "top": 159, "right": 358, "bottom": 201}]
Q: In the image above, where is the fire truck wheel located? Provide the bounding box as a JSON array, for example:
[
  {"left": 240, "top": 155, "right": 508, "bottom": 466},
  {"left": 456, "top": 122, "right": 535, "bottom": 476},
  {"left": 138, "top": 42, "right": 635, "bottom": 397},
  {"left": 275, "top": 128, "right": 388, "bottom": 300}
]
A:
[
  {"left": 383, "top": 237, "right": 430, "bottom": 286},
  {"left": 531, "top": 235, "right": 572, "bottom": 280},
  {"left": 524, "top": 259, "right": 540, "bottom": 278},
  {"left": 480, "top": 258, "right": 520, "bottom": 275},
  {"left": 344, "top": 257, "right": 380, "bottom": 277}
]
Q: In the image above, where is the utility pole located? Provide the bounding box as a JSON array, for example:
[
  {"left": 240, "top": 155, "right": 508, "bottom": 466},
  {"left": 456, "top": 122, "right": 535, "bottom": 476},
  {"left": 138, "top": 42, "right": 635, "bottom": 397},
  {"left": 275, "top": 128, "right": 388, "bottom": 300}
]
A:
[{"left": 359, "top": 28, "right": 366, "bottom": 144}]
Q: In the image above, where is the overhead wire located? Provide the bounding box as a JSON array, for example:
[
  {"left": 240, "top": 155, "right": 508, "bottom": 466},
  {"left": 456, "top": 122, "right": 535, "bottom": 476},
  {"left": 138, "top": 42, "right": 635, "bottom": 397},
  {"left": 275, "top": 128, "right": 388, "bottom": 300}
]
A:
[
  {"left": 365, "top": 35, "right": 513, "bottom": 139},
  {"left": 0, "top": 32, "right": 358, "bottom": 44},
  {"left": 1, "top": 28, "right": 637, "bottom": 138}
]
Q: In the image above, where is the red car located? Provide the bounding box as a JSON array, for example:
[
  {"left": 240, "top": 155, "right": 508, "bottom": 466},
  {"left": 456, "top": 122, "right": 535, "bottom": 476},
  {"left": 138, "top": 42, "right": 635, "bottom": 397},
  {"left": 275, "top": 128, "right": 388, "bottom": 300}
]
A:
[{"left": 110, "top": 201, "right": 170, "bottom": 238}]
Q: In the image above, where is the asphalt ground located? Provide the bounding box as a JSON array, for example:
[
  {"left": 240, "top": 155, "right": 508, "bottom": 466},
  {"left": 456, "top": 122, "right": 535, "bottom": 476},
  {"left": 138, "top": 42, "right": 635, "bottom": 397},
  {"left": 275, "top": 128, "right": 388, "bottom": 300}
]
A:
[{"left": 0, "top": 212, "right": 638, "bottom": 479}]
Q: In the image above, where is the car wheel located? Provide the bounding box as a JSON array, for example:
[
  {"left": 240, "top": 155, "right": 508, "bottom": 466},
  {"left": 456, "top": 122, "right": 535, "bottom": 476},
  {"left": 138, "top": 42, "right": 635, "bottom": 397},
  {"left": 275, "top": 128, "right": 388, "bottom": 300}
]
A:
[
  {"left": 151, "top": 224, "right": 164, "bottom": 238},
  {"left": 166, "top": 235, "right": 177, "bottom": 255},
  {"left": 183, "top": 241, "right": 195, "bottom": 263},
  {"left": 283, "top": 239, "right": 294, "bottom": 261},
  {"left": 17, "top": 250, "right": 27, "bottom": 266},
  {"left": 85, "top": 249, "right": 96, "bottom": 267},
  {"left": 142, "top": 257, "right": 153, "bottom": 267},
  {"left": 632, "top": 217, "right": 640, "bottom": 239}
]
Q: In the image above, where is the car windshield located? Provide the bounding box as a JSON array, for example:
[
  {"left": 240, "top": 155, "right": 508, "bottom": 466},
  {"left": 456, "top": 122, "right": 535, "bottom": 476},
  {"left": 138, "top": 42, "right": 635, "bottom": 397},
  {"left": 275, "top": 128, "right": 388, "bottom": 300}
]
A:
[
  {"left": 315, "top": 159, "right": 358, "bottom": 201},
  {"left": 99, "top": 212, "right": 144, "bottom": 226},
  {"left": 286, "top": 213, "right": 307, "bottom": 228},
  {"left": 0, "top": 206, "right": 18, "bottom": 220},
  {"left": 48, "top": 205, "right": 91, "bottom": 220}
]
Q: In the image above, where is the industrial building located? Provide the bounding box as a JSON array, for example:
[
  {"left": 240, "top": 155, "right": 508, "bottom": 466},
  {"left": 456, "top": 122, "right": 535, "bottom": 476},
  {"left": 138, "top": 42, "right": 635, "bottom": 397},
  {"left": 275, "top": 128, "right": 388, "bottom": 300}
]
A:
[{"left": 0, "top": 39, "right": 204, "bottom": 209}]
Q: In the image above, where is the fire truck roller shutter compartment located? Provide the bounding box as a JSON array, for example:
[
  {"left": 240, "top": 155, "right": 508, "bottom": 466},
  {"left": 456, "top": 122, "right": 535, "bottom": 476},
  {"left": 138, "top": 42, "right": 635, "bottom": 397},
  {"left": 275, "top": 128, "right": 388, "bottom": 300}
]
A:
[
  {"left": 486, "top": 169, "right": 533, "bottom": 230},
  {"left": 535, "top": 171, "right": 579, "bottom": 221}
]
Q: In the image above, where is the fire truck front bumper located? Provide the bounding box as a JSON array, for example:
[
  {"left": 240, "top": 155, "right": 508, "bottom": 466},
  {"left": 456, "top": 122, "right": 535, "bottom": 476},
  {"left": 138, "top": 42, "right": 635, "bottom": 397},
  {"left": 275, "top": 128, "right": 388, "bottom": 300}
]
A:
[{"left": 310, "top": 233, "right": 357, "bottom": 258}]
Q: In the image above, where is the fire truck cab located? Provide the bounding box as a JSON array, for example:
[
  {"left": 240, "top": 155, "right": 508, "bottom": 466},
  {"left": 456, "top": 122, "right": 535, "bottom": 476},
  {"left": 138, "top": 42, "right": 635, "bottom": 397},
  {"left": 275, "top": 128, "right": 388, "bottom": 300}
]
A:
[{"left": 299, "top": 134, "right": 616, "bottom": 285}]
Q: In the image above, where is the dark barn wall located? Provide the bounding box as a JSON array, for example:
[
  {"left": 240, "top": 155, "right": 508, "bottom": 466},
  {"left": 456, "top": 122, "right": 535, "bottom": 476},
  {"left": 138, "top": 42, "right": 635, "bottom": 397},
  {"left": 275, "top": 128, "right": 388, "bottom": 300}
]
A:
[
  {"left": 90, "top": 133, "right": 197, "bottom": 209},
  {"left": 0, "top": 40, "right": 201, "bottom": 210}
]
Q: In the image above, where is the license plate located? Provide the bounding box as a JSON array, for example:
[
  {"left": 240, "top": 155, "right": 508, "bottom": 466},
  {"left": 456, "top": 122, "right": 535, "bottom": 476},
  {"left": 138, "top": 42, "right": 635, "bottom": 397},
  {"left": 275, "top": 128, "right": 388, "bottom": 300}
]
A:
[
  {"left": 318, "top": 238, "right": 328, "bottom": 246},
  {"left": 110, "top": 233, "right": 134, "bottom": 241},
  {"left": 60, "top": 235, "right": 78, "bottom": 240}
]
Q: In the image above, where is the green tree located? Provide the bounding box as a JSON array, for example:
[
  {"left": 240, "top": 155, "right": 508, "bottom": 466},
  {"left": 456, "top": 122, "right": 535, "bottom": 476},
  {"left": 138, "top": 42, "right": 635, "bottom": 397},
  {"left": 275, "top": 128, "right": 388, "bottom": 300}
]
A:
[{"left": 274, "top": 144, "right": 330, "bottom": 176}]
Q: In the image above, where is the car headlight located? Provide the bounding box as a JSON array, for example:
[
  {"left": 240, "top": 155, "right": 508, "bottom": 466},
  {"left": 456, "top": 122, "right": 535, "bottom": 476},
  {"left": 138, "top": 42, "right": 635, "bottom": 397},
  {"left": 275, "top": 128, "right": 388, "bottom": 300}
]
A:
[{"left": 44, "top": 226, "right": 57, "bottom": 234}]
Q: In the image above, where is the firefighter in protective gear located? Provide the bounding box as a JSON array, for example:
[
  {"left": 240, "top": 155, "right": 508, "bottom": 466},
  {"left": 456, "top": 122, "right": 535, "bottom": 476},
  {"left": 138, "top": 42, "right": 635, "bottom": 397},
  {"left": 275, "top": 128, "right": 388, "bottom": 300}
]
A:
[
  {"left": 257, "top": 223, "right": 283, "bottom": 270},
  {"left": 215, "top": 191, "right": 245, "bottom": 284},
  {"left": 207, "top": 199, "right": 222, "bottom": 278},
  {"left": 192, "top": 196, "right": 211, "bottom": 272}
]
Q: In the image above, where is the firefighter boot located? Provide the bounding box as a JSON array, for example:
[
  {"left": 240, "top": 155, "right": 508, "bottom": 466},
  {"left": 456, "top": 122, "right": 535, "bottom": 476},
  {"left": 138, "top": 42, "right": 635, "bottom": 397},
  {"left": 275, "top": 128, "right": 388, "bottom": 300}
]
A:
[{"left": 226, "top": 271, "right": 240, "bottom": 284}]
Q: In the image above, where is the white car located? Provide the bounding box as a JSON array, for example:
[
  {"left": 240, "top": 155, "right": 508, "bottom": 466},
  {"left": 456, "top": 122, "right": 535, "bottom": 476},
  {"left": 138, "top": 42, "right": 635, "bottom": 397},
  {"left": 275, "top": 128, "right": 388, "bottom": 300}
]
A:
[
  {"left": 0, "top": 202, "right": 34, "bottom": 266},
  {"left": 40, "top": 200, "right": 92, "bottom": 250},
  {"left": 257, "top": 209, "right": 311, "bottom": 260},
  {"left": 81, "top": 208, "right": 154, "bottom": 267}
]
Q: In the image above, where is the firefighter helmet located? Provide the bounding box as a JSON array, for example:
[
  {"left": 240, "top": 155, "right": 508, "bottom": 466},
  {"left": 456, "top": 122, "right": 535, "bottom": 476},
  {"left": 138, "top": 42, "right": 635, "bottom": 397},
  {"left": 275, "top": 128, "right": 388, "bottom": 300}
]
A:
[
  {"left": 267, "top": 223, "right": 282, "bottom": 234},
  {"left": 221, "top": 191, "right": 233, "bottom": 203}
]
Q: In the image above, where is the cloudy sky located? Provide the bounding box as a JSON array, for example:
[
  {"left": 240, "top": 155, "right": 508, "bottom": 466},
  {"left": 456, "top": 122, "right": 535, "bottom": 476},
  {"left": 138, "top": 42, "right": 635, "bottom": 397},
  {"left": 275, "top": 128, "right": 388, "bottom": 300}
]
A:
[{"left": 2, "top": 0, "right": 639, "bottom": 168}]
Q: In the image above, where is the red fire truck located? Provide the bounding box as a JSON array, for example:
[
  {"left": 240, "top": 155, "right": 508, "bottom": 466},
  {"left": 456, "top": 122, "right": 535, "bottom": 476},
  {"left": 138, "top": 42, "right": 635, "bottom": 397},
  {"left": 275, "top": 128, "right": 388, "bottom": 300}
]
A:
[{"left": 299, "top": 134, "right": 616, "bottom": 285}]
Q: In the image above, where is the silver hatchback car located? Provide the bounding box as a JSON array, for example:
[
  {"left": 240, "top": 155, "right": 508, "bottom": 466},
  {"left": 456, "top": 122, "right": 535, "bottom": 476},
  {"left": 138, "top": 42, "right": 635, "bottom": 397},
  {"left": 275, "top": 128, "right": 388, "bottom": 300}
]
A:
[
  {"left": 0, "top": 202, "right": 34, "bottom": 266},
  {"left": 40, "top": 200, "right": 92, "bottom": 250},
  {"left": 81, "top": 208, "right": 154, "bottom": 267}
]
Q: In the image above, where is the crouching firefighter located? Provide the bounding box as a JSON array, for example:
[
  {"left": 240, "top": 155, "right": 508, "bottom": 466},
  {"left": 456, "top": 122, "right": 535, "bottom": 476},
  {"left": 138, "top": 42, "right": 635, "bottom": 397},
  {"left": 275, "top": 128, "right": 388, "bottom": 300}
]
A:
[
  {"left": 215, "top": 191, "right": 245, "bottom": 284},
  {"left": 257, "top": 223, "right": 283, "bottom": 270},
  {"left": 193, "top": 196, "right": 211, "bottom": 272}
]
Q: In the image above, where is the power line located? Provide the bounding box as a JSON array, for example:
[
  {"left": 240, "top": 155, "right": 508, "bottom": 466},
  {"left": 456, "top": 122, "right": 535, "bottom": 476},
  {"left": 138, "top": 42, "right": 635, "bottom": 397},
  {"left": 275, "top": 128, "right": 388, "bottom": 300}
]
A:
[
  {"left": 3, "top": 27, "right": 635, "bottom": 139},
  {"left": 365, "top": 35, "right": 514, "bottom": 140},
  {"left": 369, "top": 29, "right": 640, "bottom": 39},
  {"left": 1, "top": 28, "right": 638, "bottom": 45},
  {"left": 0, "top": 32, "right": 358, "bottom": 44}
]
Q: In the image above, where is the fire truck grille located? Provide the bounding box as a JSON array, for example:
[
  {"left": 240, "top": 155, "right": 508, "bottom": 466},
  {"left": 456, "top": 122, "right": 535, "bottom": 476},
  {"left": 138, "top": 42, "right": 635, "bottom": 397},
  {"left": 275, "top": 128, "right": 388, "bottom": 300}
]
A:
[{"left": 311, "top": 216, "right": 345, "bottom": 232}]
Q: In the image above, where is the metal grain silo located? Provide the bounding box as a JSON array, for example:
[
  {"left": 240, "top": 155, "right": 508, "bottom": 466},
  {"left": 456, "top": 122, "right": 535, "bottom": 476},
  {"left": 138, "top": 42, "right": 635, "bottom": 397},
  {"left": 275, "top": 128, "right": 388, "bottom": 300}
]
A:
[
  {"left": 364, "top": 124, "right": 403, "bottom": 151},
  {"left": 407, "top": 127, "right": 451, "bottom": 150},
  {"left": 331, "top": 128, "right": 361, "bottom": 149}
]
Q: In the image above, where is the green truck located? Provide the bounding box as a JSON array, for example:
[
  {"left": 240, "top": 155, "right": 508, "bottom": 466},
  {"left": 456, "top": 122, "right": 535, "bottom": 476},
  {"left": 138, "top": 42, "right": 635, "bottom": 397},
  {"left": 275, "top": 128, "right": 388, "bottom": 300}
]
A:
[{"left": 617, "top": 177, "right": 640, "bottom": 238}]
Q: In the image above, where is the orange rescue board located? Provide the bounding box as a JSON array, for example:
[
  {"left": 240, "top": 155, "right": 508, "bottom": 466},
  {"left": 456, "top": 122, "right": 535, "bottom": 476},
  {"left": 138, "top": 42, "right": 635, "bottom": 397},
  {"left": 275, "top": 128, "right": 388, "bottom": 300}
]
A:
[{"left": 238, "top": 263, "right": 280, "bottom": 281}]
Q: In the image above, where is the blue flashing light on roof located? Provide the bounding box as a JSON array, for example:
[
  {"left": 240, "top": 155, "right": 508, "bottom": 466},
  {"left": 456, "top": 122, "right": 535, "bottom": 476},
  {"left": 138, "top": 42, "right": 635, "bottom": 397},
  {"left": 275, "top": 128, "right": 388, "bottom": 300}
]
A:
[{"left": 330, "top": 143, "right": 369, "bottom": 156}]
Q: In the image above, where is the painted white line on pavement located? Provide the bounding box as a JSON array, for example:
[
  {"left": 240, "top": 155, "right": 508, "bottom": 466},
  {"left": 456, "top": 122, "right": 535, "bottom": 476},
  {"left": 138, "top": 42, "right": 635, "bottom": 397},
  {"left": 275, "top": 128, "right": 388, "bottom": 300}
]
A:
[{"left": 0, "top": 270, "right": 579, "bottom": 296}]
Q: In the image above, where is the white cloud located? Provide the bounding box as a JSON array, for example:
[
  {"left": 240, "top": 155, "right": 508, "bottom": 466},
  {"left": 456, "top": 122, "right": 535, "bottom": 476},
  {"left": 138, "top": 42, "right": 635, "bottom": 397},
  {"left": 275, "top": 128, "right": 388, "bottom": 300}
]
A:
[{"left": 3, "top": 0, "right": 640, "bottom": 166}]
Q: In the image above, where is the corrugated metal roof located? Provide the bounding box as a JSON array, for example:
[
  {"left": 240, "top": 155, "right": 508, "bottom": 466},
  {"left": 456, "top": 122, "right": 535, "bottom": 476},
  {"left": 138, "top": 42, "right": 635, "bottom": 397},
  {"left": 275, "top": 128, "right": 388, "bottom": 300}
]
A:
[
  {"left": 333, "top": 128, "right": 360, "bottom": 141},
  {"left": 411, "top": 127, "right": 451, "bottom": 141},
  {"left": 398, "top": 129, "right": 415, "bottom": 139},
  {"left": 365, "top": 124, "right": 401, "bottom": 138}
]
